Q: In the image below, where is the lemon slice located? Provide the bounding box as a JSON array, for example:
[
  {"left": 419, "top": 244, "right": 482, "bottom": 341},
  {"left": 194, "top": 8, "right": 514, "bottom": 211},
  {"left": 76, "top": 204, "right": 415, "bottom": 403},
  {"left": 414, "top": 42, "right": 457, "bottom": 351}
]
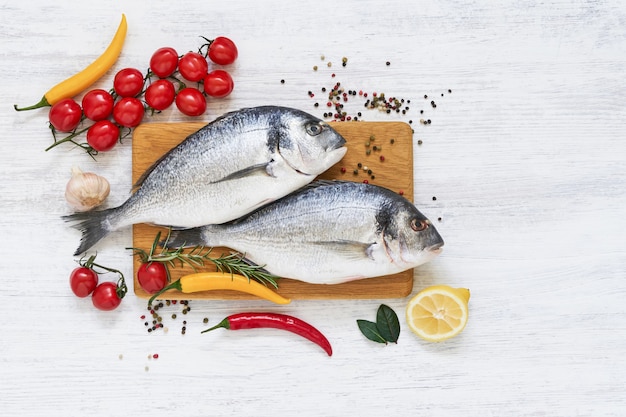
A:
[{"left": 406, "top": 285, "right": 470, "bottom": 342}]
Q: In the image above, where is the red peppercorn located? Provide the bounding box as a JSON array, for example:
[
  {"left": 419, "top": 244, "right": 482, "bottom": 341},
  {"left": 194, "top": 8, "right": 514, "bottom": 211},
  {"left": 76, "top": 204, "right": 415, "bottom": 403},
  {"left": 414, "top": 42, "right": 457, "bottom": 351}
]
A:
[
  {"left": 399, "top": 190, "right": 404, "bottom": 195},
  {"left": 363, "top": 179, "right": 369, "bottom": 184},
  {"left": 380, "top": 155, "right": 385, "bottom": 162},
  {"left": 340, "top": 167, "right": 346, "bottom": 173},
  {"left": 153, "top": 354, "right": 159, "bottom": 359}
]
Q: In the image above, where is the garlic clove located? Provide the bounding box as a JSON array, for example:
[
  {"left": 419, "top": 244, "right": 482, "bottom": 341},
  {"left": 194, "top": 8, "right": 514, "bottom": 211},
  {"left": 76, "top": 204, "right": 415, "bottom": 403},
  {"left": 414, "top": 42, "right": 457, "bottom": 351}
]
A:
[{"left": 65, "top": 166, "right": 111, "bottom": 212}]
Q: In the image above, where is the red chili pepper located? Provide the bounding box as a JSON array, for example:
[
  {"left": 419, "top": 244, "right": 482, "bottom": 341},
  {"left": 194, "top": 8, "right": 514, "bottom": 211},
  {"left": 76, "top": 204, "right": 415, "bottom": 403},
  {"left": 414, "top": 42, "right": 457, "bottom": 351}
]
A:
[{"left": 202, "top": 312, "right": 333, "bottom": 356}]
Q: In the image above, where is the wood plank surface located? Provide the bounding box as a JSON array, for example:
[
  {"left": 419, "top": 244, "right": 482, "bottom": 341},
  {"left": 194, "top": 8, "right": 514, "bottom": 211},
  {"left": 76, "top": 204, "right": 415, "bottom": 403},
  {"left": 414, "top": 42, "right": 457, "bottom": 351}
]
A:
[
  {"left": 131, "top": 121, "right": 415, "bottom": 299},
  {"left": 5, "top": 2, "right": 626, "bottom": 416}
]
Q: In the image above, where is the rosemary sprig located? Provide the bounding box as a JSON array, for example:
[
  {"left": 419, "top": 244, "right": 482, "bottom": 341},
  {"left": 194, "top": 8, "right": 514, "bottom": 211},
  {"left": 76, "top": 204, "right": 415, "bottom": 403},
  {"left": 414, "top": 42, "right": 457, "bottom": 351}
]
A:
[
  {"left": 127, "top": 229, "right": 280, "bottom": 288},
  {"left": 207, "top": 251, "right": 279, "bottom": 288}
]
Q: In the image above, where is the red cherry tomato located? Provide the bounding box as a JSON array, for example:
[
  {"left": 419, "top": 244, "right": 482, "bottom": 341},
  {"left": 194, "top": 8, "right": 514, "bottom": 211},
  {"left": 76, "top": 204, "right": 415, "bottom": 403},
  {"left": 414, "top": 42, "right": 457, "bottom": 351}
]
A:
[
  {"left": 81, "top": 89, "right": 114, "bottom": 121},
  {"left": 208, "top": 36, "right": 238, "bottom": 65},
  {"left": 145, "top": 79, "right": 176, "bottom": 111},
  {"left": 178, "top": 52, "right": 208, "bottom": 82},
  {"left": 150, "top": 47, "right": 179, "bottom": 78},
  {"left": 49, "top": 98, "right": 82, "bottom": 132},
  {"left": 175, "top": 87, "right": 206, "bottom": 116},
  {"left": 203, "top": 70, "right": 234, "bottom": 98},
  {"left": 113, "top": 68, "right": 144, "bottom": 97},
  {"left": 69, "top": 267, "right": 99, "bottom": 298},
  {"left": 92, "top": 282, "right": 122, "bottom": 311},
  {"left": 113, "top": 97, "right": 144, "bottom": 127},
  {"left": 137, "top": 262, "right": 168, "bottom": 294},
  {"left": 86, "top": 120, "right": 120, "bottom": 152}
]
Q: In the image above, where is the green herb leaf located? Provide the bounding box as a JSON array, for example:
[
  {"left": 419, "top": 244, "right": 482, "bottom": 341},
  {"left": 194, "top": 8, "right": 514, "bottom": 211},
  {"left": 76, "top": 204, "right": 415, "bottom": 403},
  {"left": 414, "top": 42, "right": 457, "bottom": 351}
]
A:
[
  {"left": 127, "top": 229, "right": 280, "bottom": 288},
  {"left": 357, "top": 319, "right": 388, "bottom": 344},
  {"left": 376, "top": 304, "right": 400, "bottom": 344}
]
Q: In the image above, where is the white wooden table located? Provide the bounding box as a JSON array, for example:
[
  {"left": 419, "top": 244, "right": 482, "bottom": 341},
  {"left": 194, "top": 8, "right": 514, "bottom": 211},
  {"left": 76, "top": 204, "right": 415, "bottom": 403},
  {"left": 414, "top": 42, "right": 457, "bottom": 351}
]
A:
[{"left": 1, "top": 1, "right": 625, "bottom": 415}]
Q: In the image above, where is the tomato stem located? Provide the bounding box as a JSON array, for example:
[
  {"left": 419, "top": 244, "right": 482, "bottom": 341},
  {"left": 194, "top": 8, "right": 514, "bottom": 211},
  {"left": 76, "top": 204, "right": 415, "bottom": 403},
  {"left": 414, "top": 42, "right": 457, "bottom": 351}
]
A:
[
  {"left": 197, "top": 36, "right": 215, "bottom": 58},
  {"left": 13, "top": 96, "right": 50, "bottom": 111},
  {"left": 79, "top": 254, "right": 98, "bottom": 269},
  {"left": 167, "top": 75, "right": 187, "bottom": 93},
  {"left": 45, "top": 125, "right": 91, "bottom": 152},
  {"left": 77, "top": 253, "right": 128, "bottom": 299},
  {"left": 90, "top": 261, "right": 128, "bottom": 299}
]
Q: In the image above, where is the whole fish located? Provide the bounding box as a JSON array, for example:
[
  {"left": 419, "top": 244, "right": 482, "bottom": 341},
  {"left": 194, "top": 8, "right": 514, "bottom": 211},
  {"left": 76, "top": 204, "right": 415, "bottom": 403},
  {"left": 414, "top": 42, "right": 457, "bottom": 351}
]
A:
[
  {"left": 166, "top": 181, "right": 444, "bottom": 284},
  {"left": 65, "top": 106, "right": 347, "bottom": 255}
]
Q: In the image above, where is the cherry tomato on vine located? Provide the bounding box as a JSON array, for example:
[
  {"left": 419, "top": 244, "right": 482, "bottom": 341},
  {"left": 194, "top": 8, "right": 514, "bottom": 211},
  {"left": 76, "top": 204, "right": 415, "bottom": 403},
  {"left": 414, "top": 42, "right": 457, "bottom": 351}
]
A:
[
  {"left": 178, "top": 52, "right": 208, "bottom": 82},
  {"left": 149, "top": 47, "right": 179, "bottom": 78},
  {"left": 137, "top": 262, "right": 168, "bottom": 294},
  {"left": 86, "top": 120, "right": 120, "bottom": 152},
  {"left": 113, "top": 97, "right": 144, "bottom": 127},
  {"left": 49, "top": 98, "right": 82, "bottom": 132},
  {"left": 113, "top": 68, "right": 144, "bottom": 97},
  {"left": 208, "top": 36, "right": 238, "bottom": 65},
  {"left": 69, "top": 266, "right": 99, "bottom": 298},
  {"left": 81, "top": 89, "right": 114, "bottom": 121},
  {"left": 175, "top": 87, "right": 206, "bottom": 116},
  {"left": 92, "top": 282, "right": 122, "bottom": 311},
  {"left": 203, "top": 70, "right": 234, "bottom": 98},
  {"left": 145, "top": 79, "right": 176, "bottom": 111}
]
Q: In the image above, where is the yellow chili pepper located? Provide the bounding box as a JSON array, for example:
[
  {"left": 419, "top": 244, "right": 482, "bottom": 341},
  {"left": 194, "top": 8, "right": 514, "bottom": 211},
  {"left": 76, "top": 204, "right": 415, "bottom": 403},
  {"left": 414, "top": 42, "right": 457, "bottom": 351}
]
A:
[
  {"left": 148, "top": 272, "right": 291, "bottom": 306},
  {"left": 14, "top": 14, "right": 127, "bottom": 111}
]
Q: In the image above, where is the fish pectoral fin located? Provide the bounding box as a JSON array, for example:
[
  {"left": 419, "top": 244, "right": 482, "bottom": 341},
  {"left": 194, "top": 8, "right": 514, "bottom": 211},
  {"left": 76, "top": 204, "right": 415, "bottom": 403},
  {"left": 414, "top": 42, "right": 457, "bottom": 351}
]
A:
[
  {"left": 210, "top": 162, "right": 274, "bottom": 184},
  {"left": 315, "top": 240, "right": 376, "bottom": 261}
]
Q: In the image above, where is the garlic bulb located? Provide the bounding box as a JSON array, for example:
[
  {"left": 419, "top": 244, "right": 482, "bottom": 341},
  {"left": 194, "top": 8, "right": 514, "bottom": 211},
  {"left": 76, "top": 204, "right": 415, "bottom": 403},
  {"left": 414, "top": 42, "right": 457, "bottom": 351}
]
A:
[{"left": 65, "top": 166, "right": 110, "bottom": 211}]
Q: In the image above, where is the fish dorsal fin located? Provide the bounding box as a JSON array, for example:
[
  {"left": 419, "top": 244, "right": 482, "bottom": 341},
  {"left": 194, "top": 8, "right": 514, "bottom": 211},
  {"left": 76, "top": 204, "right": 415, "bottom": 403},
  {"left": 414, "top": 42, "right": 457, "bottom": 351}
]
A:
[
  {"left": 133, "top": 150, "right": 172, "bottom": 191},
  {"left": 301, "top": 179, "right": 345, "bottom": 190}
]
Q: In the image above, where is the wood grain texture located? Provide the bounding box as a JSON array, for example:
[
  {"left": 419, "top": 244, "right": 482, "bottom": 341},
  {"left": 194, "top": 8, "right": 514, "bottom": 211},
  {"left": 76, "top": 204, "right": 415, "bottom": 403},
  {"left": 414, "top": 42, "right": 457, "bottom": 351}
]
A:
[
  {"left": 2, "top": 1, "right": 626, "bottom": 416},
  {"left": 131, "top": 121, "right": 415, "bottom": 299}
]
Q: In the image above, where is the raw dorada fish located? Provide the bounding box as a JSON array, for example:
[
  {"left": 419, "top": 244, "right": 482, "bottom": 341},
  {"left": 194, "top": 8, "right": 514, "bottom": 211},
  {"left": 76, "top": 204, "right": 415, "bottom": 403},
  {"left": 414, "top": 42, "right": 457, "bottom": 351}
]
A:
[
  {"left": 167, "top": 181, "right": 444, "bottom": 284},
  {"left": 65, "top": 106, "right": 347, "bottom": 255}
]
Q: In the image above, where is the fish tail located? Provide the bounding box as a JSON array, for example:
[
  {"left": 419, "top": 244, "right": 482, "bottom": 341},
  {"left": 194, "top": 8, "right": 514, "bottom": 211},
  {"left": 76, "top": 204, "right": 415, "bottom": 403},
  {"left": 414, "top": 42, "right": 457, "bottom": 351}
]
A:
[
  {"left": 165, "top": 227, "right": 207, "bottom": 248},
  {"left": 63, "top": 208, "right": 117, "bottom": 255}
]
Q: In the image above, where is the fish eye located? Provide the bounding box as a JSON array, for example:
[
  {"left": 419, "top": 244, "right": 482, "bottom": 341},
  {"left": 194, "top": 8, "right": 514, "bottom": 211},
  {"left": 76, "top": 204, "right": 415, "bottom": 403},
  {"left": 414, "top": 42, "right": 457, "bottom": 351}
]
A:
[
  {"left": 411, "top": 218, "right": 428, "bottom": 232},
  {"left": 306, "top": 122, "right": 324, "bottom": 136}
]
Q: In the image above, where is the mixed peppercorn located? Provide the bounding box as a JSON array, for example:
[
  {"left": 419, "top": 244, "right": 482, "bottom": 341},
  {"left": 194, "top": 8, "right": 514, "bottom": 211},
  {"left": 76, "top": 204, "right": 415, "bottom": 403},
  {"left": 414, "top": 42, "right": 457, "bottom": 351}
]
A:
[
  {"left": 298, "top": 54, "right": 450, "bottom": 220},
  {"left": 141, "top": 299, "right": 197, "bottom": 335}
]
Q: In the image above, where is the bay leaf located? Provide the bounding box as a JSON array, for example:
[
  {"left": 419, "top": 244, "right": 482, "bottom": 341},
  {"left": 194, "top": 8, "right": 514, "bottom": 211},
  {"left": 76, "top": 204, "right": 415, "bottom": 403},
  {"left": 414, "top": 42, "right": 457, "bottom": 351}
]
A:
[
  {"left": 357, "top": 319, "right": 387, "bottom": 344},
  {"left": 376, "top": 304, "right": 400, "bottom": 343}
]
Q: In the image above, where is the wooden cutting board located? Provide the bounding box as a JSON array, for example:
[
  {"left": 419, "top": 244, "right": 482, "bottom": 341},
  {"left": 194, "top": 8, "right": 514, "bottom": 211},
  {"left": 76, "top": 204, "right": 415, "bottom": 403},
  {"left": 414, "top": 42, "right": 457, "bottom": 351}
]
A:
[{"left": 131, "top": 120, "right": 414, "bottom": 300}]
